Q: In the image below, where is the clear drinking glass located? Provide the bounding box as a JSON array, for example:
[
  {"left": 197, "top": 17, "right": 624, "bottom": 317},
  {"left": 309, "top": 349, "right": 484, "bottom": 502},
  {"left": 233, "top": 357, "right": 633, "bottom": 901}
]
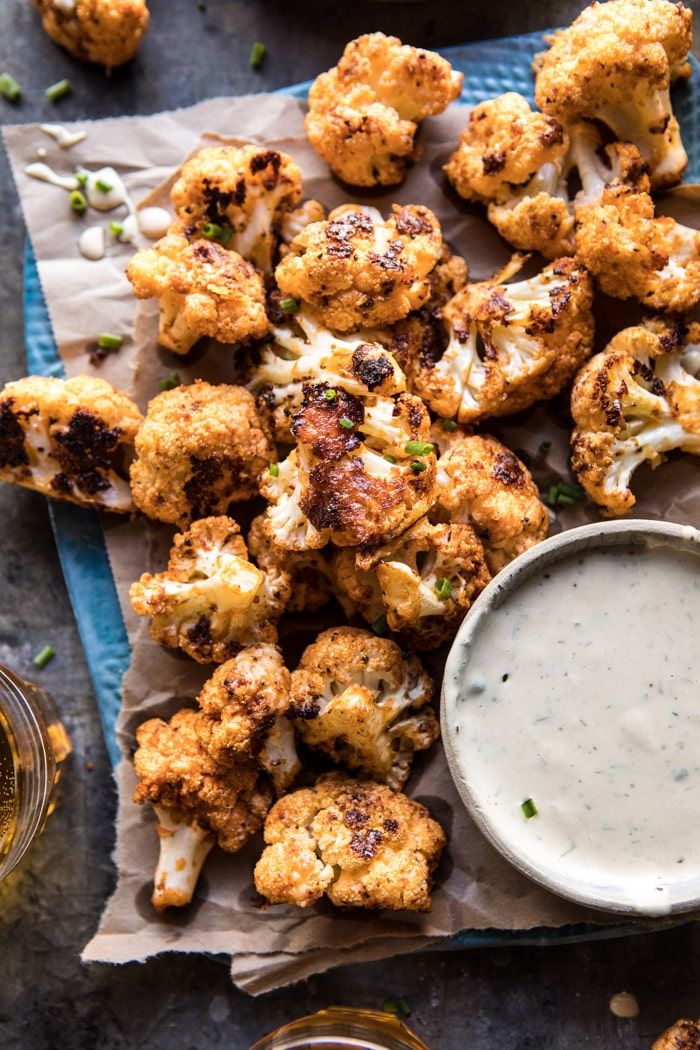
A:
[
  {"left": 0, "top": 663, "right": 71, "bottom": 882},
  {"left": 250, "top": 1007, "right": 430, "bottom": 1050}
]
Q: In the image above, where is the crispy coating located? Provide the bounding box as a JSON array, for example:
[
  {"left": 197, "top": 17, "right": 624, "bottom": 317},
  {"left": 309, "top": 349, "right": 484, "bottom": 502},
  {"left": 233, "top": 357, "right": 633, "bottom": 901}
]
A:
[
  {"left": 275, "top": 203, "right": 443, "bottom": 332},
  {"left": 126, "top": 224, "right": 269, "bottom": 355},
  {"left": 534, "top": 0, "right": 692, "bottom": 188},
  {"left": 333, "top": 518, "right": 490, "bottom": 649},
  {"left": 290, "top": 626, "right": 437, "bottom": 788},
  {"left": 575, "top": 185, "right": 700, "bottom": 313},
  {"left": 433, "top": 432, "right": 549, "bottom": 573},
  {"left": 254, "top": 772, "right": 446, "bottom": 910},
  {"left": 0, "top": 374, "right": 142, "bottom": 513},
  {"left": 170, "top": 145, "right": 302, "bottom": 273},
  {"left": 34, "top": 0, "right": 148, "bottom": 67},
  {"left": 129, "top": 516, "right": 291, "bottom": 662},
  {"left": 411, "top": 256, "right": 594, "bottom": 423},
  {"left": 652, "top": 1019, "right": 700, "bottom": 1050},
  {"left": 130, "top": 381, "right": 275, "bottom": 525},
  {"left": 247, "top": 514, "right": 335, "bottom": 613},
  {"left": 571, "top": 321, "right": 700, "bottom": 515},
  {"left": 306, "top": 32, "right": 463, "bottom": 187}
]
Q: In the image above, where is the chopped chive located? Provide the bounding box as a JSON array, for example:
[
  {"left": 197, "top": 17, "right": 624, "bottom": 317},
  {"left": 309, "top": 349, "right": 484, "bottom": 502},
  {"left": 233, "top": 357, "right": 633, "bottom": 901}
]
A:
[
  {"left": 404, "top": 440, "right": 434, "bottom": 456},
  {"left": 396, "top": 997, "right": 412, "bottom": 1017},
  {"left": 69, "top": 189, "right": 87, "bottom": 214},
  {"left": 339, "top": 416, "right": 354, "bottom": 430},
  {"left": 75, "top": 170, "right": 88, "bottom": 187},
  {"left": 383, "top": 454, "right": 397, "bottom": 464},
  {"left": 323, "top": 388, "right": 337, "bottom": 402},
  {"left": 279, "top": 296, "right": 299, "bottom": 314},
  {"left": 97, "top": 333, "right": 123, "bottom": 350},
  {"left": 201, "top": 222, "right": 224, "bottom": 240},
  {"left": 557, "top": 493, "right": 575, "bottom": 506},
  {"left": 0, "top": 73, "right": 22, "bottom": 102},
  {"left": 557, "top": 481, "right": 585, "bottom": 499},
  {"left": 45, "top": 78, "right": 71, "bottom": 103},
  {"left": 217, "top": 225, "right": 232, "bottom": 245},
  {"left": 109, "top": 221, "right": 124, "bottom": 237},
  {"left": 95, "top": 178, "right": 113, "bottom": 194},
  {"left": 434, "top": 577, "right": 452, "bottom": 600},
  {"left": 382, "top": 1000, "right": 400, "bottom": 1015},
  {"left": 441, "top": 419, "right": 457, "bottom": 432},
  {"left": 268, "top": 463, "right": 280, "bottom": 477},
  {"left": 250, "top": 42, "right": 266, "bottom": 70},
  {"left": 546, "top": 484, "right": 559, "bottom": 507},
  {"left": 33, "top": 645, "right": 55, "bottom": 668},
  {"left": 410, "top": 460, "right": 427, "bottom": 473},
  {"left": 521, "top": 798, "right": 538, "bottom": 819},
  {"left": 372, "top": 615, "right": 388, "bottom": 636},
  {"left": 159, "top": 372, "right": 180, "bottom": 392},
  {"left": 539, "top": 440, "right": 552, "bottom": 453}
]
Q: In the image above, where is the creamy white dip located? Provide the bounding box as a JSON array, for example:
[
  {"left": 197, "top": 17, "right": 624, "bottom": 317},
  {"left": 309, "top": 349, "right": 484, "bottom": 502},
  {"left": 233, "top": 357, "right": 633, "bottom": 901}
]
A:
[{"left": 448, "top": 542, "right": 700, "bottom": 915}]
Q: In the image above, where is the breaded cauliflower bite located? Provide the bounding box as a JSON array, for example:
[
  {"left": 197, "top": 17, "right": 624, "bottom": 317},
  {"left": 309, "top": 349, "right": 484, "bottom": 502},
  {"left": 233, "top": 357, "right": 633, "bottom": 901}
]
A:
[
  {"left": 34, "top": 0, "right": 149, "bottom": 68},
  {"left": 0, "top": 374, "right": 142, "bottom": 512},
  {"left": 411, "top": 257, "right": 594, "bottom": 424},
  {"left": 290, "top": 626, "right": 438, "bottom": 788},
  {"left": 247, "top": 514, "right": 335, "bottom": 613},
  {"left": 126, "top": 225, "right": 269, "bottom": 355},
  {"left": 571, "top": 321, "right": 700, "bottom": 515},
  {"left": 534, "top": 0, "right": 692, "bottom": 189},
  {"left": 134, "top": 707, "right": 273, "bottom": 910},
  {"left": 275, "top": 204, "right": 443, "bottom": 332},
  {"left": 652, "top": 1019, "right": 700, "bottom": 1050},
  {"left": 306, "top": 32, "right": 463, "bottom": 187},
  {"left": 433, "top": 432, "right": 549, "bottom": 573},
  {"left": 130, "top": 381, "right": 275, "bottom": 525},
  {"left": 170, "top": 145, "right": 302, "bottom": 273},
  {"left": 254, "top": 772, "right": 446, "bottom": 910},
  {"left": 575, "top": 185, "right": 700, "bottom": 313},
  {"left": 129, "top": 516, "right": 291, "bottom": 663}
]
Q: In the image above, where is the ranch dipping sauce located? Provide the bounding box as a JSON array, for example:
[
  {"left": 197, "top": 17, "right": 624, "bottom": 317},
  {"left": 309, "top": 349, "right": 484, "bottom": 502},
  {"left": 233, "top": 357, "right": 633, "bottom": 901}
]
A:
[{"left": 444, "top": 528, "right": 700, "bottom": 915}]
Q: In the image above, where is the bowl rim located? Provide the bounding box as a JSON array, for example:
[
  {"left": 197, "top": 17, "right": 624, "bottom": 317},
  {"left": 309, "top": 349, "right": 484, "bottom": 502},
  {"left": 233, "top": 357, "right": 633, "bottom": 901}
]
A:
[{"left": 441, "top": 517, "right": 700, "bottom": 917}]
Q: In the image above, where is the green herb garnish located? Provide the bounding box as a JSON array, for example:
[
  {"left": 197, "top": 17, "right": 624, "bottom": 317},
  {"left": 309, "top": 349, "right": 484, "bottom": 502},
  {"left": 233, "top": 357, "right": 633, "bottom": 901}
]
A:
[
  {"left": 539, "top": 440, "right": 552, "bottom": 452},
  {"left": 95, "top": 178, "right": 113, "bottom": 194},
  {"left": 339, "top": 416, "right": 355, "bottom": 430},
  {"left": 383, "top": 454, "right": 397, "bottom": 464},
  {"left": 371, "top": 615, "right": 388, "bottom": 636},
  {"left": 279, "top": 296, "right": 299, "bottom": 314},
  {"left": 441, "top": 419, "right": 457, "bottom": 432},
  {"left": 324, "top": 388, "right": 337, "bottom": 402},
  {"left": 410, "top": 460, "right": 427, "bottom": 473},
  {"left": 109, "top": 222, "right": 124, "bottom": 237},
  {"left": 268, "top": 463, "right": 280, "bottom": 477},
  {"left": 159, "top": 372, "right": 180, "bottom": 392},
  {"left": 69, "top": 190, "right": 87, "bottom": 215},
  {"left": 521, "top": 798, "right": 538, "bottom": 819},
  {"left": 33, "top": 645, "right": 55, "bottom": 668},
  {"left": 0, "top": 73, "right": 22, "bottom": 102},
  {"left": 546, "top": 480, "right": 586, "bottom": 507},
  {"left": 45, "top": 79, "right": 71, "bottom": 103},
  {"left": 250, "top": 42, "right": 266, "bottom": 70},
  {"left": 396, "top": 998, "right": 412, "bottom": 1017},
  {"left": 97, "top": 333, "right": 123, "bottom": 350},
  {"left": 75, "top": 170, "right": 88, "bottom": 187},
  {"left": 404, "top": 440, "right": 434, "bottom": 456},
  {"left": 434, "top": 577, "right": 452, "bottom": 600},
  {"left": 201, "top": 222, "right": 225, "bottom": 241},
  {"left": 382, "top": 1000, "right": 400, "bottom": 1016}
]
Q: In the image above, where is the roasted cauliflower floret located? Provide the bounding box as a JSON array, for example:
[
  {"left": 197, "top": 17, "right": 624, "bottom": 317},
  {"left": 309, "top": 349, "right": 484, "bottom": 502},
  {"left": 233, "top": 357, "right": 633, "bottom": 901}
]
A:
[
  {"left": 534, "top": 0, "right": 692, "bottom": 189},
  {"left": 433, "top": 432, "right": 549, "bottom": 574},
  {"left": 275, "top": 204, "right": 443, "bottom": 332},
  {"left": 571, "top": 321, "right": 700, "bottom": 515},
  {"left": 0, "top": 374, "right": 142, "bottom": 513},
  {"left": 652, "top": 1019, "right": 700, "bottom": 1050},
  {"left": 290, "top": 626, "right": 438, "bottom": 788},
  {"left": 411, "top": 256, "right": 594, "bottom": 423},
  {"left": 129, "top": 516, "right": 291, "bottom": 662},
  {"left": 280, "top": 199, "right": 326, "bottom": 248},
  {"left": 254, "top": 772, "right": 446, "bottom": 910},
  {"left": 575, "top": 186, "right": 700, "bottom": 313},
  {"left": 134, "top": 707, "right": 273, "bottom": 911},
  {"left": 126, "top": 225, "right": 269, "bottom": 355},
  {"left": 247, "top": 515, "right": 335, "bottom": 613},
  {"left": 306, "top": 32, "right": 463, "bottom": 187},
  {"left": 170, "top": 145, "right": 302, "bottom": 273},
  {"left": 260, "top": 384, "right": 437, "bottom": 550},
  {"left": 130, "top": 381, "right": 275, "bottom": 525},
  {"left": 34, "top": 0, "right": 149, "bottom": 67}
]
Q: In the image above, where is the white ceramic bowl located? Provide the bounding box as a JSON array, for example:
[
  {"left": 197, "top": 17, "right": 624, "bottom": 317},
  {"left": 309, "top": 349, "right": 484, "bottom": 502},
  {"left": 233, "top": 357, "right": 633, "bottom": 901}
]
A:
[{"left": 441, "top": 519, "right": 700, "bottom": 916}]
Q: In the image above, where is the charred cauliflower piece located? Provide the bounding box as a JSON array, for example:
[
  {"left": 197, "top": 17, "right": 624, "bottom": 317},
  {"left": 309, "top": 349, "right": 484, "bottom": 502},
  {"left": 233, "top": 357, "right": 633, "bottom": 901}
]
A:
[
  {"left": 534, "top": 0, "right": 692, "bottom": 189},
  {"left": 433, "top": 432, "right": 549, "bottom": 574},
  {"left": 254, "top": 772, "right": 446, "bottom": 910},
  {"left": 571, "top": 321, "right": 700, "bottom": 515},
  {"left": 134, "top": 707, "right": 273, "bottom": 911},
  {"left": 34, "top": 0, "right": 148, "bottom": 68},
  {"left": 247, "top": 515, "right": 335, "bottom": 613},
  {"left": 411, "top": 256, "right": 594, "bottom": 424},
  {"left": 126, "top": 225, "right": 269, "bottom": 355},
  {"left": 575, "top": 186, "right": 700, "bottom": 313},
  {"left": 652, "top": 1019, "right": 700, "bottom": 1050},
  {"left": 129, "top": 516, "right": 291, "bottom": 662},
  {"left": 306, "top": 32, "right": 463, "bottom": 187},
  {"left": 275, "top": 204, "right": 443, "bottom": 332},
  {"left": 130, "top": 381, "right": 275, "bottom": 525},
  {"left": 170, "top": 145, "right": 302, "bottom": 273},
  {"left": 290, "top": 626, "right": 438, "bottom": 788},
  {"left": 0, "top": 374, "right": 142, "bottom": 513}
]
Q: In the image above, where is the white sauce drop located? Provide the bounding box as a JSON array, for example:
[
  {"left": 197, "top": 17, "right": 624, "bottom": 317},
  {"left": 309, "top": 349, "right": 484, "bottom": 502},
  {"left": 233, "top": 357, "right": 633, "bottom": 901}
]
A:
[
  {"left": 40, "top": 123, "right": 87, "bottom": 149},
  {"left": 136, "top": 206, "right": 171, "bottom": 240},
  {"left": 52, "top": 0, "right": 76, "bottom": 11},
  {"left": 84, "top": 166, "right": 131, "bottom": 212},
  {"left": 452, "top": 544, "right": 700, "bottom": 915},
  {"left": 24, "top": 162, "right": 78, "bottom": 191},
  {"left": 609, "top": 992, "right": 640, "bottom": 1019},
  {"left": 78, "top": 225, "right": 105, "bottom": 261}
]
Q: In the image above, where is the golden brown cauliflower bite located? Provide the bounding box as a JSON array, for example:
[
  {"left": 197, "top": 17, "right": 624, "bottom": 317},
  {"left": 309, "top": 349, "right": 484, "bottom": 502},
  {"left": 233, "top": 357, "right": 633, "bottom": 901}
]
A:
[
  {"left": 254, "top": 772, "right": 446, "bottom": 910},
  {"left": 571, "top": 320, "right": 700, "bottom": 516},
  {"left": 134, "top": 707, "right": 273, "bottom": 911},
  {"left": 534, "top": 0, "right": 692, "bottom": 189},
  {"left": 247, "top": 514, "right": 335, "bottom": 613},
  {"left": 575, "top": 185, "right": 700, "bottom": 314},
  {"left": 126, "top": 224, "right": 269, "bottom": 356},
  {"left": 652, "top": 1019, "right": 700, "bottom": 1050},
  {"left": 34, "top": 0, "right": 149, "bottom": 68},
  {"left": 305, "top": 32, "right": 463, "bottom": 188},
  {"left": 170, "top": 145, "right": 302, "bottom": 273},
  {"left": 274, "top": 203, "right": 443, "bottom": 332},
  {"left": 433, "top": 431, "right": 549, "bottom": 574},
  {"left": 290, "top": 626, "right": 438, "bottom": 789},
  {"left": 0, "top": 374, "right": 142, "bottom": 513},
  {"left": 129, "top": 516, "right": 291, "bottom": 663},
  {"left": 410, "top": 256, "right": 594, "bottom": 424},
  {"left": 130, "top": 381, "right": 275, "bottom": 526}
]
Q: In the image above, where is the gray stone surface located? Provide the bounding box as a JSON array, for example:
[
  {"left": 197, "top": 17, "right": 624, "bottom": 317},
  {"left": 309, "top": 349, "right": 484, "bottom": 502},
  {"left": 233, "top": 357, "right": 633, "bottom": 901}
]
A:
[{"left": 0, "top": 1, "right": 699, "bottom": 1047}]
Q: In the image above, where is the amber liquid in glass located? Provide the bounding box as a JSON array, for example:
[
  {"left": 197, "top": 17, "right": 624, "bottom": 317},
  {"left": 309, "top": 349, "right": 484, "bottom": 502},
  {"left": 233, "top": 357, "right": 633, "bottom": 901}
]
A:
[{"left": 0, "top": 713, "right": 17, "bottom": 859}]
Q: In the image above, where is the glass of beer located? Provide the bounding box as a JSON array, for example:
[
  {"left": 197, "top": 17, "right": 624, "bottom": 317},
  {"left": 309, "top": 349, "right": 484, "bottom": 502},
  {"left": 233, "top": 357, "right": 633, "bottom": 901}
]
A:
[
  {"left": 250, "top": 1007, "right": 430, "bottom": 1050},
  {"left": 0, "top": 663, "right": 71, "bottom": 882}
]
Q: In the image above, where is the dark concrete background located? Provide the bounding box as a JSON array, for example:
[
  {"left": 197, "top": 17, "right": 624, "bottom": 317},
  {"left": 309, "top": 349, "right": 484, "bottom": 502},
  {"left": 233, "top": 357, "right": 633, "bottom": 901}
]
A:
[{"left": 1, "top": 2, "right": 699, "bottom": 1047}]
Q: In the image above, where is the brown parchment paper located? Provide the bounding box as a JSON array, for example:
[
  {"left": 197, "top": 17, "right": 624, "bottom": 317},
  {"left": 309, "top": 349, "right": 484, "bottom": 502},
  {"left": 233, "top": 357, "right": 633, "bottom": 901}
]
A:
[{"left": 3, "top": 95, "right": 700, "bottom": 995}]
